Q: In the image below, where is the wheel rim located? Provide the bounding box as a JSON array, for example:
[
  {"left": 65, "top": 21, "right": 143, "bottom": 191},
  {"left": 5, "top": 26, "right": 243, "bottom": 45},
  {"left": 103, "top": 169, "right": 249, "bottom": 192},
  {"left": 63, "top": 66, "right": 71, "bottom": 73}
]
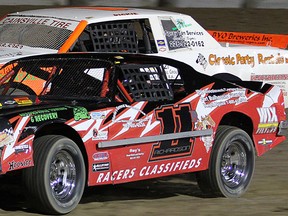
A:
[
  {"left": 50, "top": 150, "right": 77, "bottom": 203},
  {"left": 220, "top": 141, "right": 248, "bottom": 188}
]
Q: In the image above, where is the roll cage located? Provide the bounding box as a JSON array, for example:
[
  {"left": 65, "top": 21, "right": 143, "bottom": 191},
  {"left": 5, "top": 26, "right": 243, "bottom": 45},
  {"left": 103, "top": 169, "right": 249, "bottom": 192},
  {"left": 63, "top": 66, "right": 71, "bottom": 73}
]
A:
[
  {"left": 0, "top": 53, "right": 238, "bottom": 105},
  {"left": 0, "top": 54, "right": 184, "bottom": 103}
]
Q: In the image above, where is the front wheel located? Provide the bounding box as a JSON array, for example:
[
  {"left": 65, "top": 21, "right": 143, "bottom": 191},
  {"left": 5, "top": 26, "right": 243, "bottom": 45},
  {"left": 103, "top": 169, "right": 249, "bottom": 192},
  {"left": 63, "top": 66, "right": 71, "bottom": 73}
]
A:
[
  {"left": 196, "top": 126, "right": 255, "bottom": 197},
  {"left": 23, "top": 135, "right": 86, "bottom": 214}
]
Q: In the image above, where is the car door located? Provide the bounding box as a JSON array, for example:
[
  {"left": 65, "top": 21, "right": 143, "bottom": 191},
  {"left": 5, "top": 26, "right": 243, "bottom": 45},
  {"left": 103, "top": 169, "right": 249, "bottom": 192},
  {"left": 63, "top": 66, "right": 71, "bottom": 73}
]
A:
[{"left": 94, "top": 62, "right": 204, "bottom": 185}]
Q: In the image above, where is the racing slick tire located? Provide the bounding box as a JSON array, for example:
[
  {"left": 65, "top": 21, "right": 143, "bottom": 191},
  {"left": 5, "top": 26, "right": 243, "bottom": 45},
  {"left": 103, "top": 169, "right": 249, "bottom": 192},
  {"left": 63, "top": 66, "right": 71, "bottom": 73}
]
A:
[
  {"left": 196, "top": 126, "right": 255, "bottom": 198},
  {"left": 22, "top": 135, "right": 86, "bottom": 214}
]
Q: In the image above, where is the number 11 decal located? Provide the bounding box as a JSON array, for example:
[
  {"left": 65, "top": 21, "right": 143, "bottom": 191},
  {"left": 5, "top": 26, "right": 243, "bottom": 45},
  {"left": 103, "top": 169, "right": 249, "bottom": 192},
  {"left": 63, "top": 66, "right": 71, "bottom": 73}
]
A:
[{"left": 149, "top": 103, "right": 197, "bottom": 161}]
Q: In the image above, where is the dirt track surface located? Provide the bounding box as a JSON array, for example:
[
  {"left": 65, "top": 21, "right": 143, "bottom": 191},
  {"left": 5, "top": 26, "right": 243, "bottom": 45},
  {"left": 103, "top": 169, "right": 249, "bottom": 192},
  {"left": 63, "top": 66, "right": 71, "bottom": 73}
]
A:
[
  {"left": 0, "top": 141, "right": 287, "bottom": 216},
  {"left": 0, "top": 6, "right": 287, "bottom": 216}
]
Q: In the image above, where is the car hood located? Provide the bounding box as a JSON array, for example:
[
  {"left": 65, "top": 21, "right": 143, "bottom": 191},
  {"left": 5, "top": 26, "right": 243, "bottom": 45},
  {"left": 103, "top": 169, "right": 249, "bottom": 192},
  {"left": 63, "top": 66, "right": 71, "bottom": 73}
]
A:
[{"left": 0, "top": 45, "right": 57, "bottom": 66}]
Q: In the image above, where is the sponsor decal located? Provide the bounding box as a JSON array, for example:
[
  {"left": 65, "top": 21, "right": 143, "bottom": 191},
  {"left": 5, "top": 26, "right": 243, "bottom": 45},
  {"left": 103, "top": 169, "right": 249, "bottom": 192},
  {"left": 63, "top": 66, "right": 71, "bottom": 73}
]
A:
[
  {"left": 211, "top": 31, "right": 263, "bottom": 42},
  {"left": 112, "top": 104, "right": 150, "bottom": 128},
  {"left": 140, "top": 158, "right": 202, "bottom": 177},
  {"left": 92, "top": 162, "right": 110, "bottom": 172},
  {"left": 196, "top": 53, "right": 208, "bottom": 70},
  {"left": 96, "top": 157, "right": 202, "bottom": 183},
  {"left": 209, "top": 53, "right": 288, "bottom": 68},
  {"left": 161, "top": 19, "right": 204, "bottom": 50},
  {"left": 164, "top": 29, "right": 186, "bottom": 39},
  {"left": 159, "top": 47, "right": 167, "bottom": 52},
  {"left": 21, "top": 107, "right": 69, "bottom": 123},
  {"left": 197, "top": 88, "right": 247, "bottom": 108},
  {"left": 93, "top": 152, "right": 109, "bottom": 161},
  {"left": 251, "top": 74, "right": 288, "bottom": 81},
  {"left": 251, "top": 74, "right": 288, "bottom": 97},
  {"left": 157, "top": 40, "right": 166, "bottom": 46},
  {"left": 23, "top": 126, "right": 37, "bottom": 133},
  {"left": 0, "top": 43, "right": 23, "bottom": 49},
  {"left": 208, "top": 30, "right": 288, "bottom": 49},
  {"left": 168, "top": 40, "right": 204, "bottom": 49},
  {"left": 257, "top": 53, "right": 288, "bottom": 65},
  {"left": 20, "top": 107, "right": 68, "bottom": 117},
  {"left": 8, "top": 159, "right": 32, "bottom": 171},
  {"left": 91, "top": 111, "right": 106, "bottom": 120},
  {"left": 73, "top": 107, "right": 90, "bottom": 121},
  {"left": 0, "top": 127, "right": 14, "bottom": 148},
  {"left": 14, "top": 144, "right": 29, "bottom": 154},
  {"left": 14, "top": 97, "right": 33, "bottom": 105},
  {"left": 97, "top": 168, "right": 136, "bottom": 183},
  {"left": 196, "top": 115, "right": 215, "bottom": 130},
  {"left": 126, "top": 148, "right": 144, "bottom": 160},
  {"left": 209, "top": 53, "right": 255, "bottom": 67},
  {"left": 113, "top": 12, "right": 138, "bottom": 16},
  {"left": 31, "top": 112, "right": 58, "bottom": 123},
  {"left": 163, "top": 65, "right": 180, "bottom": 80},
  {"left": 172, "top": 19, "right": 192, "bottom": 30},
  {"left": 4, "top": 100, "right": 16, "bottom": 105},
  {"left": 258, "top": 139, "right": 273, "bottom": 145},
  {"left": 196, "top": 115, "right": 215, "bottom": 152},
  {"left": 123, "top": 120, "right": 146, "bottom": 129},
  {"left": 157, "top": 40, "right": 167, "bottom": 52},
  {"left": 2, "top": 17, "right": 73, "bottom": 29},
  {"left": 256, "top": 107, "right": 278, "bottom": 134},
  {"left": 92, "top": 129, "right": 108, "bottom": 140}
]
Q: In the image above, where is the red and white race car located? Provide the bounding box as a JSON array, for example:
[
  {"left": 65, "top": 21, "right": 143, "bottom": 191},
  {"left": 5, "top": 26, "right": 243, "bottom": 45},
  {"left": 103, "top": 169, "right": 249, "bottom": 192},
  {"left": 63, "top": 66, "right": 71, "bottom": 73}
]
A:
[
  {"left": 0, "top": 52, "right": 287, "bottom": 214},
  {"left": 0, "top": 7, "right": 288, "bottom": 105}
]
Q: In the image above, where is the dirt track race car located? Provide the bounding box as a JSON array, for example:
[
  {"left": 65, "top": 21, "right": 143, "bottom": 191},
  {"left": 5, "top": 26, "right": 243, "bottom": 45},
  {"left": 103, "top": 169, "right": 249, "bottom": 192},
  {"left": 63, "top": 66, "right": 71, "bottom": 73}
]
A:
[
  {"left": 0, "top": 52, "right": 287, "bottom": 214},
  {"left": 1, "top": 7, "right": 288, "bottom": 106}
]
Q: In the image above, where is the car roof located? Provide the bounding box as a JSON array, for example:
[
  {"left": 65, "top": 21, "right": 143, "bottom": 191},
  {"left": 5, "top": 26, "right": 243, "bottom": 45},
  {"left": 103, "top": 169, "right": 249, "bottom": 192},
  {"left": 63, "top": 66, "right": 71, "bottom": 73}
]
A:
[{"left": 8, "top": 7, "right": 185, "bottom": 23}]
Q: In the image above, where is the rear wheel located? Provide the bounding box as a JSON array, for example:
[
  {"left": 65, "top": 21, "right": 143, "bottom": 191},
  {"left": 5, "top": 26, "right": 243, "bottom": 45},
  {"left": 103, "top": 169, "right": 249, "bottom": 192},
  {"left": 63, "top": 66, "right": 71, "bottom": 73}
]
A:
[
  {"left": 196, "top": 126, "right": 255, "bottom": 197},
  {"left": 23, "top": 135, "right": 86, "bottom": 214}
]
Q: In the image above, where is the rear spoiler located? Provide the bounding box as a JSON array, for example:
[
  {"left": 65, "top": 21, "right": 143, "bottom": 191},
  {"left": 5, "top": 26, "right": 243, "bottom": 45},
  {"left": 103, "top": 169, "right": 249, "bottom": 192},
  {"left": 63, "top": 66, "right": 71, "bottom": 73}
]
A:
[{"left": 208, "top": 30, "right": 288, "bottom": 49}]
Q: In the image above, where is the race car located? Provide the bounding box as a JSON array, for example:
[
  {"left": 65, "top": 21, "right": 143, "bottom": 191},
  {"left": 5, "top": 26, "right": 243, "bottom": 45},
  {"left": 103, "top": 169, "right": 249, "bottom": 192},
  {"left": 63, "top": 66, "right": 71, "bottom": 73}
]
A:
[
  {"left": 0, "top": 52, "right": 287, "bottom": 214},
  {"left": 1, "top": 7, "right": 288, "bottom": 106}
]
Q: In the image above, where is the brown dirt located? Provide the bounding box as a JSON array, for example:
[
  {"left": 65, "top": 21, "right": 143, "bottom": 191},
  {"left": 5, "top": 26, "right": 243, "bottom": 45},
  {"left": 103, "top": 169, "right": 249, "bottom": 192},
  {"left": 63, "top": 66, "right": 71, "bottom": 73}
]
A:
[
  {"left": 0, "top": 141, "right": 287, "bottom": 216},
  {"left": 0, "top": 6, "right": 287, "bottom": 216}
]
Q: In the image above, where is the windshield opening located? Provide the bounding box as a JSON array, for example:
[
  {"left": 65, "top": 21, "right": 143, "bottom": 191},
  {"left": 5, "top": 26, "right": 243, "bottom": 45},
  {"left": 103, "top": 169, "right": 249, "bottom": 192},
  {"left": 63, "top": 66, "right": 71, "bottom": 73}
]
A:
[{"left": 0, "top": 57, "right": 112, "bottom": 99}]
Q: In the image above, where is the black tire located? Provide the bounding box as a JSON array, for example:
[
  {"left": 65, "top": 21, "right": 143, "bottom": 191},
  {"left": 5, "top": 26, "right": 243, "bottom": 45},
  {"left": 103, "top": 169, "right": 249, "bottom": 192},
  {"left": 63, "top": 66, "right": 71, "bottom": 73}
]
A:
[
  {"left": 23, "top": 135, "right": 86, "bottom": 214},
  {"left": 196, "top": 126, "right": 255, "bottom": 198}
]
